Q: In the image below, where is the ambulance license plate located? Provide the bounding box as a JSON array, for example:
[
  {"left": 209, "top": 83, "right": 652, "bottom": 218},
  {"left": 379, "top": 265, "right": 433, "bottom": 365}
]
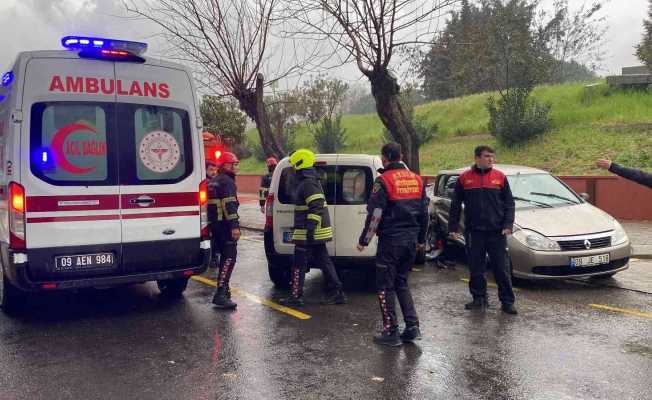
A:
[
  {"left": 55, "top": 253, "right": 115, "bottom": 271},
  {"left": 570, "top": 253, "right": 609, "bottom": 268}
]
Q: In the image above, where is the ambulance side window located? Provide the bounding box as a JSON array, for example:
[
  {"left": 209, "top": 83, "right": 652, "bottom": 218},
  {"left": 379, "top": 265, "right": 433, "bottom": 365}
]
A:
[
  {"left": 117, "top": 104, "right": 192, "bottom": 185},
  {"left": 30, "top": 102, "right": 117, "bottom": 185}
]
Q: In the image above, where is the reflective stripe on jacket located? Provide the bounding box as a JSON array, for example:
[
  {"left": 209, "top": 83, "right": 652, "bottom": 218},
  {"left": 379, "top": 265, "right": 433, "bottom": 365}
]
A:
[{"left": 292, "top": 168, "right": 333, "bottom": 244}]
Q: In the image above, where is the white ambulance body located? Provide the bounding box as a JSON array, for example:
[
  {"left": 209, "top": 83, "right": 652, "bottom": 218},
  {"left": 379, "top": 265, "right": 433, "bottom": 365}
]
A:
[{"left": 0, "top": 37, "right": 210, "bottom": 312}]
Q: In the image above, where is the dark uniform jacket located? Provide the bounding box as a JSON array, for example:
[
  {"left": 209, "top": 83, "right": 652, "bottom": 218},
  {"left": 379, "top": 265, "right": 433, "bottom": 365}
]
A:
[
  {"left": 291, "top": 168, "right": 333, "bottom": 245},
  {"left": 208, "top": 171, "right": 240, "bottom": 237},
  {"left": 449, "top": 165, "right": 515, "bottom": 233},
  {"left": 610, "top": 163, "right": 652, "bottom": 189},
  {"left": 259, "top": 173, "right": 273, "bottom": 207},
  {"left": 358, "top": 162, "right": 428, "bottom": 246}
]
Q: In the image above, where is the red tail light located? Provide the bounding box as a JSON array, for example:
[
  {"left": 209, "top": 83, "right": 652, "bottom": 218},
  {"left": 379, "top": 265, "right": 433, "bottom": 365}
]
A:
[
  {"left": 199, "top": 179, "right": 209, "bottom": 238},
  {"left": 265, "top": 193, "right": 274, "bottom": 229},
  {"left": 8, "top": 182, "right": 26, "bottom": 249}
]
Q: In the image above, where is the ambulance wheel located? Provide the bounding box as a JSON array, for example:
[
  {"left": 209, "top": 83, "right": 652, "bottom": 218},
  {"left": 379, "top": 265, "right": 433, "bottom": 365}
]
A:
[
  {"left": 0, "top": 267, "right": 21, "bottom": 314},
  {"left": 268, "top": 264, "right": 291, "bottom": 289},
  {"left": 157, "top": 277, "right": 189, "bottom": 298}
]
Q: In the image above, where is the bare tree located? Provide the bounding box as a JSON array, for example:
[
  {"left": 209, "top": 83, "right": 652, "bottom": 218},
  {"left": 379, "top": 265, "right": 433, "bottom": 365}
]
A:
[
  {"left": 125, "top": 0, "right": 310, "bottom": 159},
  {"left": 286, "top": 0, "right": 459, "bottom": 172}
]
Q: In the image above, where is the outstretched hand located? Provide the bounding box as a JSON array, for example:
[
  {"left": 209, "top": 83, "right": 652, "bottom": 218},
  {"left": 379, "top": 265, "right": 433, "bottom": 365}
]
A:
[{"left": 595, "top": 159, "right": 612, "bottom": 170}]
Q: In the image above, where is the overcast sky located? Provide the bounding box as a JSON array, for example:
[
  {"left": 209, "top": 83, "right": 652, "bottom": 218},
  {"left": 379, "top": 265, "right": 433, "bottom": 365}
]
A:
[{"left": 0, "top": 0, "right": 648, "bottom": 84}]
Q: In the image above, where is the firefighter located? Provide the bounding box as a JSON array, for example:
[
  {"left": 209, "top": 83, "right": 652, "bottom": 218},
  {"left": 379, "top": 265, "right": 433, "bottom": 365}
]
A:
[
  {"left": 259, "top": 157, "right": 278, "bottom": 213},
  {"left": 210, "top": 152, "right": 241, "bottom": 310},
  {"left": 279, "top": 149, "right": 346, "bottom": 306},
  {"left": 448, "top": 145, "right": 517, "bottom": 315},
  {"left": 206, "top": 161, "right": 219, "bottom": 270},
  {"left": 357, "top": 143, "right": 428, "bottom": 346}
]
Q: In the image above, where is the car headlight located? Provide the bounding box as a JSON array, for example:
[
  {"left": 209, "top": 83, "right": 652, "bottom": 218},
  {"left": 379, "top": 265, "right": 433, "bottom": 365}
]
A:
[
  {"left": 611, "top": 220, "right": 628, "bottom": 246},
  {"left": 513, "top": 228, "right": 561, "bottom": 251}
]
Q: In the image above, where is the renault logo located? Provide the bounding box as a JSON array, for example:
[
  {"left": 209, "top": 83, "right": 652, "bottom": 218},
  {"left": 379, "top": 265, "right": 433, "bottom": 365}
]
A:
[{"left": 584, "top": 239, "right": 592, "bottom": 250}]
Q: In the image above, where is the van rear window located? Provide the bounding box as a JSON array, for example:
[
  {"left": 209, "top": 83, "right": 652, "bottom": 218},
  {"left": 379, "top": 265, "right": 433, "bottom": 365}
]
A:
[
  {"left": 118, "top": 104, "right": 192, "bottom": 185},
  {"left": 30, "top": 102, "right": 192, "bottom": 186},
  {"left": 277, "top": 165, "right": 372, "bottom": 205},
  {"left": 30, "top": 102, "right": 117, "bottom": 185}
]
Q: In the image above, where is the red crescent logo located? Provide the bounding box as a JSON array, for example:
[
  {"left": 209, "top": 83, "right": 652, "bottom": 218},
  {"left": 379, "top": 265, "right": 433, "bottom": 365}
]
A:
[{"left": 51, "top": 123, "right": 98, "bottom": 174}]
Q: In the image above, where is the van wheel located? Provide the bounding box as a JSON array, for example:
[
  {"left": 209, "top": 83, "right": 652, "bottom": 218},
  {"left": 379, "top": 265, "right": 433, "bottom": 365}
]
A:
[
  {"left": 0, "top": 267, "right": 21, "bottom": 314},
  {"left": 268, "top": 265, "right": 291, "bottom": 289},
  {"left": 157, "top": 277, "right": 189, "bottom": 298}
]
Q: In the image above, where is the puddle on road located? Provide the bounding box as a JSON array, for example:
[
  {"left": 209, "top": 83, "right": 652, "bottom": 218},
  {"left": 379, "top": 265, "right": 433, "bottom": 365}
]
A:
[{"left": 623, "top": 342, "right": 652, "bottom": 357}]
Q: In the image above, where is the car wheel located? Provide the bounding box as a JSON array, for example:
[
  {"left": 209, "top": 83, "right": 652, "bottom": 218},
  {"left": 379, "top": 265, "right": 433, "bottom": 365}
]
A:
[
  {"left": 268, "top": 263, "right": 291, "bottom": 289},
  {"left": 157, "top": 277, "right": 189, "bottom": 298},
  {"left": 0, "top": 266, "right": 22, "bottom": 314}
]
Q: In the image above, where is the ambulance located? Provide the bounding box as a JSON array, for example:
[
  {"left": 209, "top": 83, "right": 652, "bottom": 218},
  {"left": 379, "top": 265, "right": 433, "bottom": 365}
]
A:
[{"left": 0, "top": 36, "right": 211, "bottom": 312}]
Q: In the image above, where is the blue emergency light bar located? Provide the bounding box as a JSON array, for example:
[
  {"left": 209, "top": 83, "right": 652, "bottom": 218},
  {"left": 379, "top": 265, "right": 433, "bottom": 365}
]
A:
[
  {"left": 61, "top": 36, "right": 148, "bottom": 56},
  {"left": 1, "top": 71, "right": 13, "bottom": 87}
]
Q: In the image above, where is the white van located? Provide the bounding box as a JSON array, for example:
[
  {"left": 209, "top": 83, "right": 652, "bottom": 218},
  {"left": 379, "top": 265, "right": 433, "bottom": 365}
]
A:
[
  {"left": 0, "top": 36, "right": 210, "bottom": 312},
  {"left": 264, "top": 154, "right": 427, "bottom": 287}
]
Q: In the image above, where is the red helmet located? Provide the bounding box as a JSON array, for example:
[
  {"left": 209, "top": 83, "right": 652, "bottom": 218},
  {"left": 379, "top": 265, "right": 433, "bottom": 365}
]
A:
[
  {"left": 216, "top": 151, "right": 239, "bottom": 168},
  {"left": 266, "top": 157, "right": 278, "bottom": 168}
]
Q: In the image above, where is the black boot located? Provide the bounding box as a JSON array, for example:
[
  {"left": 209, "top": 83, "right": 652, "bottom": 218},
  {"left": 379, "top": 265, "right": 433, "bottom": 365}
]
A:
[
  {"left": 280, "top": 266, "right": 305, "bottom": 306},
  {"left": 279, "top": 295, "right": 305, "bottom": 306},
  {"left": 400, "top": 324, "right": 422, "bottom": 343},
  {"left": 321, "top": 289, "right": 347, "bottom": 305},
  {"left": 374, "top": 328, "right": 402, "bottom": 347},
  {"left": 212, "top": 287, "right": 237, "bottom": 309},
  {"left": 501, "top": 303, "right": 518, "bottom": 315},
  {"left": 465, "top": 297, "right": 488, "bottom": 310}
]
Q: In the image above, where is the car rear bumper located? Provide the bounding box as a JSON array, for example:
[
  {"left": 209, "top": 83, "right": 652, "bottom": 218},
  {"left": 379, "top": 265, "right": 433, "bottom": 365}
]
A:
[{"left": 2, "top": 241, "right": 211, "bottom": 291}]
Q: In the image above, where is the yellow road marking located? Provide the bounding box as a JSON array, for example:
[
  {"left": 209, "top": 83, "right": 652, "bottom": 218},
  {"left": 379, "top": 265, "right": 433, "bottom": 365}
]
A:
[
  {"left": 588, "top": 304, "right": 652, "bottom": 320},
  {"left": 460, "top": 278, "right": 521, "bottom": 292},
  {"left": 190, "top": 275, "right": 311, "bottom": 320}
]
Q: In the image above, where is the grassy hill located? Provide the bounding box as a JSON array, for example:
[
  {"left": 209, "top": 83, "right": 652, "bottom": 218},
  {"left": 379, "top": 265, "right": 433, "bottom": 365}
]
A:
[{"left": 239, "top": 82, "right": 652, "bottom": 176}]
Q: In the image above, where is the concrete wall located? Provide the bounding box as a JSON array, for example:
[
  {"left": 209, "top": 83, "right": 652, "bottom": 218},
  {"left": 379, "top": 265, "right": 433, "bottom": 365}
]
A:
[{"left": 236, "top": 174, "right": 652, "bottom": 220}]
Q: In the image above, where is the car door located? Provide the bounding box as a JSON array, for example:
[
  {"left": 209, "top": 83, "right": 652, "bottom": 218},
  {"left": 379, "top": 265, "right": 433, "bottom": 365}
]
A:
[
  {"left": 433, "top": 174, "right": 461, "bottom": 234},
  {"left": 333, "top": 158, "right": 375, "bottom": 257},
  {"left": 22, "top": 57, "right": 122, "bottom": 280},
  {"left": 115, "top": 63, "right": 201, "bottom": 273}
]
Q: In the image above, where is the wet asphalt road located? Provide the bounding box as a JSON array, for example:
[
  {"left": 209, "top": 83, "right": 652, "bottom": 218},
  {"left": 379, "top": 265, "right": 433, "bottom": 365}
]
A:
[{"left": 1, "top": 231, "right": 652, "bottom": 400}]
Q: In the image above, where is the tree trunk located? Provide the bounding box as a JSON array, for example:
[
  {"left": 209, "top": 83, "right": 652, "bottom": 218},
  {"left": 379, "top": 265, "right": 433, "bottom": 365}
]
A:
[
  {"left": 234, "top": 74, "right": 285, "bottom": 159},
  {"left": 369, "top": 71, "right": 421, "bottom": 174}
]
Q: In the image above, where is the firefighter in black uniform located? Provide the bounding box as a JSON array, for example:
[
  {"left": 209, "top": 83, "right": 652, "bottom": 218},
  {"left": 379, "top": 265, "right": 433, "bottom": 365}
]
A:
[
  {"left": 449, "top": 145, "right": 517, "bottom": 315},
  {"left": 259, "top": 157, "right": 278, "bottom": 213},
  {"left": 279, "top": 149, "right": 346, "bottom": 306},
  {"left": 206, "top": 161, "right": 219, "bottom": 269},
  {"left": 357, "top": 143, "right": 428, "bottom": 346},
  {"left": 210, "top": 151, "right": 241, "bottom": 309}
]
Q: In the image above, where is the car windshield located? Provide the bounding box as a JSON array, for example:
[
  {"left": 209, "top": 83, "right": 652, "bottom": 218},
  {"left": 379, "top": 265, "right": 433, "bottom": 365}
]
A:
[{"left": 508, "top": 173, "right": 580, "bottom": 209}]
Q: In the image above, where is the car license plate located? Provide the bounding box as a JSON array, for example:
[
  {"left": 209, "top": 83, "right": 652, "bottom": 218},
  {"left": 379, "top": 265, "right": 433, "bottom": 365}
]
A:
[
  {"left": 55, "top": 253, "right": 115, "bottom": 271},
  {"left": 283, "top": 231, "right": 293, "bottom": 243},
  {"left": 570, "top": 253, "right": 609, "bottom": 268}
]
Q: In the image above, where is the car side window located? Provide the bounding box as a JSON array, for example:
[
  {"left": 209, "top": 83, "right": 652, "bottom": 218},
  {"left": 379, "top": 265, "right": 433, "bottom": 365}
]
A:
[
  {"left": 436, "top": 175, "right": 447, "bottom": 197},
  {"left": 444, "top": 175, "right": 459, "bottom": 199}
]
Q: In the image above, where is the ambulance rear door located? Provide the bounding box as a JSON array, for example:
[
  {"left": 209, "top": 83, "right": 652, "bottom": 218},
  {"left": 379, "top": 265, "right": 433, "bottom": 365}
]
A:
[
  {"left": 114, "top": 62, "right": 202, "bottom": 274},
  {"left": 22, "top": 57, "right": 122, "bottom": 281}
]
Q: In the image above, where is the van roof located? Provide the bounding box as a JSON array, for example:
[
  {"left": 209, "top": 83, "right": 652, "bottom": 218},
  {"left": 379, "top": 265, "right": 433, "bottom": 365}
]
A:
[{"left": 13, "top": 50, "right": 191, "bottom": 72}]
